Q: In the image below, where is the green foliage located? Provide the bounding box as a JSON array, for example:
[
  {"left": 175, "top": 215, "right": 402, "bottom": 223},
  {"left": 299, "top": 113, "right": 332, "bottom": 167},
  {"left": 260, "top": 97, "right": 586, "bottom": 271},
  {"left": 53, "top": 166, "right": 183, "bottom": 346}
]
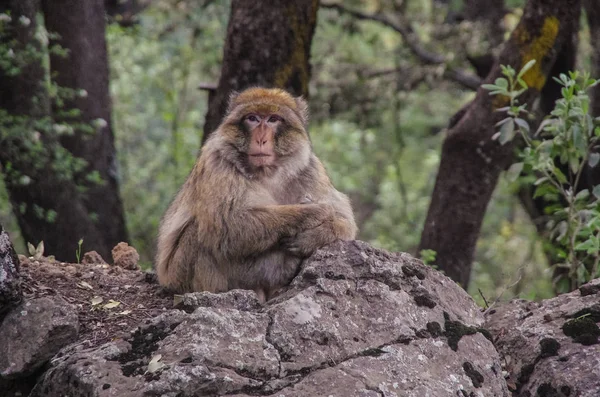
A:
[
  {"left": 0, "top": 12, "right": 102, "bottom": 233},
  {"left": 485, "top": 65, "right": 600, "bottom": 292},
  {"left": 419, "top": 249, "right": 437, "bottom": 266},
  {"left": 27, "top": 240, "right": 44, "bottom": 259},
  {"left": 76, "top": 238, "right": 83, "bottom": 264}
]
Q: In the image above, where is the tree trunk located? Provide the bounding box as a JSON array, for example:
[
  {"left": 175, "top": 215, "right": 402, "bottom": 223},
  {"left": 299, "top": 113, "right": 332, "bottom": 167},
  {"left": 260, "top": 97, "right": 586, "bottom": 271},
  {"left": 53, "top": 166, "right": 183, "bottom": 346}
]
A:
[
  {"left": 0, "top": 0, "right": 125, "bottom": 262},
  {"left": 42, "top": 0, "right": 129, "bottom": 258},
  {"left": 202, "top": 0, "right": 320, "bottom": 141},
  {"left": 418, "top": 0, "right": 581, "bottom": 288}
]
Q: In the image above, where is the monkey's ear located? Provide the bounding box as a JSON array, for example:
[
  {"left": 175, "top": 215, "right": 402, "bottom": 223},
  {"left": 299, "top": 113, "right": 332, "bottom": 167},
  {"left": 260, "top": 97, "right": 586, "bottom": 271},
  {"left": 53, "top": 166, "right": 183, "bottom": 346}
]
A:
[
  {"left": 294, "top": 96, "right": 309, "bottom": 127},
  {"left": 226, "top": 90, "right": 241, "bottom": 114}
]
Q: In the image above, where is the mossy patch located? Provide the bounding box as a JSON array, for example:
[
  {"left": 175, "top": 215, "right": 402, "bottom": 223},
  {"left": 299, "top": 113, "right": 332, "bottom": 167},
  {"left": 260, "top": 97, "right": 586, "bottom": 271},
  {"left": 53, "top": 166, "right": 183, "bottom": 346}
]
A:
[
  {"left": 114, "top": 321, "right": 179, "bottom": 377},
  {"left": 539, "top": 338, "right": 560, "bottom": 358},
  {"left": 443, "top": 312, "right": 491, "bottom": 351},
  {"left": 412, "top": 289, "right": 437, "bottom": 308},
  {"left": 562, "top": 317, "right": 600, "bottom": 345},
  {"left": 401, "top": 264, "right": 426, "bottom": 280},
  {"left": 492, "top": 15, "right": 560, "bottom": 111},
  {"left": 536, "top": 382, "right": 571, "bottom": 397},
  {"left": 516, "top": 16, "right": 559, "bottom": 91},
  {"left": 517, "top": 362, "right": 535, "bottom": 387},
  {"left": 463, "top": 361, "right": 484, "bottom": 388},
  {"left": 427, "top": 321, "right": 443, "bottom": 337},
  {"left": 570, "top": 305, "right": 600, "bottom": 322}
]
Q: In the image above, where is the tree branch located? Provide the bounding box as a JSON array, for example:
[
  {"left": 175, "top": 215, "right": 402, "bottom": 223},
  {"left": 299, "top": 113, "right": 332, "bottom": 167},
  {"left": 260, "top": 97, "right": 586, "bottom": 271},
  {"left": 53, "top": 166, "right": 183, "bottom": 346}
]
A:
[{"left": 321, "top": 1, "right": 481, "bottom": 90}]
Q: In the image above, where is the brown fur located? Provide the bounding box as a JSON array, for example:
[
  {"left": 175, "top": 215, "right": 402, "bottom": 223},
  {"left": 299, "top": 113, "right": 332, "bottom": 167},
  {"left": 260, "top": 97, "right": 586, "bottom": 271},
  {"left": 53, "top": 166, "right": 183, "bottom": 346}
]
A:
[{"left": 155, "top": 87, "right": 357, "bottom": 302}]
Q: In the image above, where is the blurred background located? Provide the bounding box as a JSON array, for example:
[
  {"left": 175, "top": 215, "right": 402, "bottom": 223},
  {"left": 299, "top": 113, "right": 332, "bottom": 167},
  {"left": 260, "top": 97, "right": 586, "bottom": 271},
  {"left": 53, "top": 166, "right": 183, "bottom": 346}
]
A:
[{"left": 1, "top": 0, "right": 598, "bottom": 304}]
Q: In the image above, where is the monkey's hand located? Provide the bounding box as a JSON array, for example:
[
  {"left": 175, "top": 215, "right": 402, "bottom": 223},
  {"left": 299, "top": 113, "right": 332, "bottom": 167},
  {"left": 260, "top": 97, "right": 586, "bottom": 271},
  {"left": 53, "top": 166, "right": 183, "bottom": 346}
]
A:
[
  {"left": 299, "top": 194, "right": 313, "bottom": 204},
  {"left": 281, "top": 218, "right": 337, "bottom": 258}
]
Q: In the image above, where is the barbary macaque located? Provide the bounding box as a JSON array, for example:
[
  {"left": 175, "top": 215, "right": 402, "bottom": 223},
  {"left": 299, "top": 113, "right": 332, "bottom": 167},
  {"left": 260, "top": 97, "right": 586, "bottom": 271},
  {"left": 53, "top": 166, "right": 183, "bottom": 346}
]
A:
[{"left": 155, "top": 87, "right": 357, "bottom": 302}]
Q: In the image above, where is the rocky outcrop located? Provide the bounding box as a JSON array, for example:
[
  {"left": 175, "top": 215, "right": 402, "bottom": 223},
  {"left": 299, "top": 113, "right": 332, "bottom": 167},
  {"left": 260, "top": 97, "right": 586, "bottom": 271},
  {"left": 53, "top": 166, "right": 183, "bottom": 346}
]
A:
[
  {"left": 0, "top": 223, "right": 21, "bottom": 321},
  {"left": 32, "top": 241, "right": 508, "bottom": 397},
  {"left": 485, "top": 278, "right": 600, "bottom": 396},
  {"left": 0, "top": 296, "right": 79, "bottom": 378}
]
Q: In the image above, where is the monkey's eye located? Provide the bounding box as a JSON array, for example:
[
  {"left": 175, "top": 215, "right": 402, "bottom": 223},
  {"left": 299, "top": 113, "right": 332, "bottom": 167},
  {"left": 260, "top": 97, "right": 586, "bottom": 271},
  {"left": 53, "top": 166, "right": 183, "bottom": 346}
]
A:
[
  {"left": 267, "top": 115, "right": 283, "bottom": 124},
  {"left": 244, "top": 114, "right": 261, "bottom": 129}
]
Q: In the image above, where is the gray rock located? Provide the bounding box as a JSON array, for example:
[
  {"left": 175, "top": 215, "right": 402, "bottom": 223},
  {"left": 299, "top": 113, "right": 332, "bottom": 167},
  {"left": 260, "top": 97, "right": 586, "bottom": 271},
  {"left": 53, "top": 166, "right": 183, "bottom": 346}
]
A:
[
  {"left": 0, "top": 224, "right": 21, "bottom": 320},
  {"left": 485, "top": 278, "right": 600, "bottom": 396},
  {"left": 174, "top": 289, "right": 263, "bottom": 312},
  {"left": 32, "top": 241, "right": 508, "bottom": 396},
  {"left": 0, "top": 296, "right": 79, "bottom": 379}
]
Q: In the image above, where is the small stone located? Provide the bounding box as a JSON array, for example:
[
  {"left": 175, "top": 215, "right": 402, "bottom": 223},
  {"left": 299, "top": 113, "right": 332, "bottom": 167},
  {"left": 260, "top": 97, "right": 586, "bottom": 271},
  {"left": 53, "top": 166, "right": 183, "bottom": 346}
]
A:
[
  {"left": 81, "top": 251, "right": 107, "bottom": 265},
  {"left": 111, "top": 242, "right": 140, "bottom": 270}
]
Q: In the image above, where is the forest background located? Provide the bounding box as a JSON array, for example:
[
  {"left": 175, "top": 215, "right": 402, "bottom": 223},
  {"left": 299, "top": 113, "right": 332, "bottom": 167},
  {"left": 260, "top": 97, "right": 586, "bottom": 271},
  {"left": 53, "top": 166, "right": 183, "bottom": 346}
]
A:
[{"left": 1, "top": 0, "right": 599, "bottom": 305}]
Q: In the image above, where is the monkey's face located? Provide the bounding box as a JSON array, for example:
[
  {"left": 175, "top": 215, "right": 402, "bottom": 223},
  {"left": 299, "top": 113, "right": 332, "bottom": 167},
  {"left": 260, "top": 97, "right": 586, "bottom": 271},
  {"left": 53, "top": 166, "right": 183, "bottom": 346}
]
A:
[
  {"left": 219, "top": 88, "right": 311, "bottom": 178},
  {"left": 242, "top": 112, "right": 282, "bottom": 169}
]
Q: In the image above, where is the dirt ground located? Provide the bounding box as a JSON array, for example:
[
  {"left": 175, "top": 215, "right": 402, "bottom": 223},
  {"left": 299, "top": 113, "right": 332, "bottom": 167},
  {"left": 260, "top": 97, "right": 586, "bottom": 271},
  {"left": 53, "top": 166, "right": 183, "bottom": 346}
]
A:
[{"left": 18, "top": 253, "right": 173, "bottom": 349}]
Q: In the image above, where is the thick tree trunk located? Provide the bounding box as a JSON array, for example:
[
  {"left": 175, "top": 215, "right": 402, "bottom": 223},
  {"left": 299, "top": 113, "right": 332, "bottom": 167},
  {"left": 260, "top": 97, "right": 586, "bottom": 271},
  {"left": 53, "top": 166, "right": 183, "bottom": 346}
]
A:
[
  {"left": 202, "top": 0, "right": 320, "bottom": 141},
  {"left": 418, "top": 0, "right": 581, "bottom": 288},
  {"left": 0, "top": 0, "right": 125, "bottom": 261},
  {"left": 42, "top": 0, "right": 129, "bottom": 258}
]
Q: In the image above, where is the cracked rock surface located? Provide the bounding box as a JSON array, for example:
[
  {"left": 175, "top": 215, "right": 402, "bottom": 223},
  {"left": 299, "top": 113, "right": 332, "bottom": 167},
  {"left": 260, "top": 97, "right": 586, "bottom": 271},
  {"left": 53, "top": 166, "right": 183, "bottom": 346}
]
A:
[
  {"left": 485, "top": 278, "right": 600, "bottom": 397},
  {"left": 0, "top": 224, "right": 21, "bottom": 320},
  {"left": 32, "top": 240, "right": 508, "bottom": 396},
  {"left": 0, "top": 296, "right": 79, "bottom": 378}
]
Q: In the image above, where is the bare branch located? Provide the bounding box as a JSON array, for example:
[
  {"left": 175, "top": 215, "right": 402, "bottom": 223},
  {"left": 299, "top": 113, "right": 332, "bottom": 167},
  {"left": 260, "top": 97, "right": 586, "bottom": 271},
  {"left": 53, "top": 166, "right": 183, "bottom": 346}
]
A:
[{"left": 321, "top": 1, "right": 481, "bottom": 90}]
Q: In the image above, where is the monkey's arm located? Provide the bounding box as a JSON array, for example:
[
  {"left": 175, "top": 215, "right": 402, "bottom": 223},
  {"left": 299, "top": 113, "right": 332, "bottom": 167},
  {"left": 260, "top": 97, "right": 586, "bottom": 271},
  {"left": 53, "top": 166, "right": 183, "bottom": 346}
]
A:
[
  {"left": 282, "top": 156, "right": 357, "bottom": 257},
  {"left": 214, "top": 203, "right": 334, "bottom": 259},
  {"left": 282, "top": 188, "right": 356, "bottom": 257}
]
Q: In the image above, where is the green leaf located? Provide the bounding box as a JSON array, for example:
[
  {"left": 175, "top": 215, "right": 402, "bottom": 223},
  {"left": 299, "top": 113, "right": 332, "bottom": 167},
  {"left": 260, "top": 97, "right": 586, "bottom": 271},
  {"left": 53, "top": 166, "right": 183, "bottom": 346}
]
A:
[
  {"left": 517, "top": 60, "right": 536, "bottom": 81},
  {"left": 494, "top": 78, "right": 508, "bottom": 89},
  {"left": 553, "top": 167, "right": 567, "bottom": 184},
  {"left": 506, "top": 162, "right": 524, "bottom": 182},
  {"left": 27, "top": 242, "right": 36, "bottom": 257},
  {"left": 569, "top": 156, "right": 580, "bottom": 175},
  {"left": 495, "top": 117, "right": 512, "bottom": 127},
  {"left": 593, "top": 185, "right": 600, "bottom": 199},
  {"left": 499, "top": 118, "right": 515, "bottom": 145},
  {"left": 533, "top": 183, "right": 556, "bottom": 198},
  {"left": 514, "top": 118, "right": 530, "bottom": 133},
  {"left": 589, "top": 153, "right": 600, "bottom": 168},
  {"left": 571, "top": 125, "right": 586, "bottom": 153},
  {"left": 482, "top": 84, "right": 501, "bottom": 92},
  {"left": 575, "top": 240, "right": 595, "bottom": 252},
  {"left": 575, "top": 189, "right": 589, "bottom": 202}
]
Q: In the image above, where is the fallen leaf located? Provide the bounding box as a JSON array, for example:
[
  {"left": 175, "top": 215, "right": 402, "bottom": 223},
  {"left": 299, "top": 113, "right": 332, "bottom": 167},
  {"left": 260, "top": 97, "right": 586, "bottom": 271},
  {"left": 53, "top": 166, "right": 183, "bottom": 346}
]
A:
[
  {"left": 147, "top": 354, "right": 165, "bottom": 373},
  {"left": 77, "top": 281, "right": 94, "bottom": 290},
  {"left": 103, "top": 300, "right": 121, "bottom": 309},
  {"left": 173, "top": 294, "right": 184, "bottom": 306},
  {"left": 91, "top": 296, "right": 103, "bottom": 306}
]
